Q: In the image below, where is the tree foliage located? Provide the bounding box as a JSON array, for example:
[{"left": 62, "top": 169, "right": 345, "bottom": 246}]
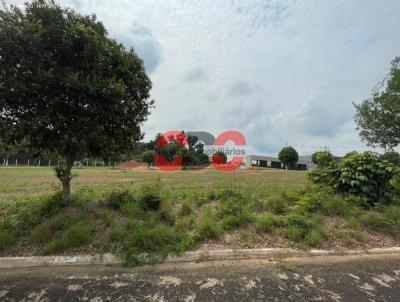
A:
[
  {"left": 278, "top": 146, "right": 299, "bottom": 170},
  {"left": 0, "top": 1, "right": 153, "bottom": 201},
  {"left": 354, "top": 57, "right": 400, "bottom": 150},
  {"left": 309, "top": 152, "right": 398, "bottom": 205},
  {"left": 380, "top": 151, "right": 400, "bottom": 167},
  {"left": 141, "top": 150, "right": 155, "bottom": 167},
  {"left": 311, "top": 150, "right": 334, "bottom": 167}
]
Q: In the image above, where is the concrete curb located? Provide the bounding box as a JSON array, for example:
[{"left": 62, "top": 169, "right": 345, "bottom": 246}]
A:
[{"left": 1, "top": 247, "right": 400, "bottom": 269}]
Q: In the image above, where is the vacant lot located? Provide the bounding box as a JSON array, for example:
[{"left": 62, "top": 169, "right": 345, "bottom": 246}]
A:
[
  {"left": 0, "top": 166, "right": 399, "bottom": 264},
  {"left": 0, "top": 166, "right": 308, "bottom": 202}
]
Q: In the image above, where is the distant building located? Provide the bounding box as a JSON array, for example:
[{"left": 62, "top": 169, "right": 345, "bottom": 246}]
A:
[{"left": 245, "top": 155, "right": 316, "bottom": 170}]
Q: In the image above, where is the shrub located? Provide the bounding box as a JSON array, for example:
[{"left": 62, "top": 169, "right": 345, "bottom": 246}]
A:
[
  {"left": 255, "top": 213, "right": 277, "bottom": 233},
  {"left": 309, "top": 152, "right": 398, "bottom": 204}
]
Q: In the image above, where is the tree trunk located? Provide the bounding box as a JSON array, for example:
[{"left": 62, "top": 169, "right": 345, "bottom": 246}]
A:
[
  {"left": 56, "top": 154, "right": 75, "bottom": 204},
  {"left": 62, "top": 179, "right": 71, "bottom": 202}
]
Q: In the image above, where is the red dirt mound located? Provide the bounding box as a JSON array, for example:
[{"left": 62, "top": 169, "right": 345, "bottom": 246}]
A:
[{"left": 119, "top": 160, "right": 143, "bottom": 169}]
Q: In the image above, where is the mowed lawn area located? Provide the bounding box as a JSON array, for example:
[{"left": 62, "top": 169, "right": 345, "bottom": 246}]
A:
[{"left": 0, "top": 166, "right": 308, "bottom": 203}]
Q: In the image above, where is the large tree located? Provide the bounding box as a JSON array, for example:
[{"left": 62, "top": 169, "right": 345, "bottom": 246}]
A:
[
  {"left": 0, "top": 1, "right": 153, "bottom": 202},
  {"left": 278, "top": 146, "right": 299, "bottom": 170},
  {"left": 354, "top": 57, "right": 400, "bottom": 150}
]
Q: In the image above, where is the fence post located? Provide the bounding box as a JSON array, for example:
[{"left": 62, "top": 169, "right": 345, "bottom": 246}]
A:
[
  {"left": 48, "top": 159, "right": 51, "bottom": 166},
  {"left": 38, "top": 159, "right": 41, "bottom": 166},
  {"left": 15, "top": 159, "right": 18, "bottom": 166},
  {"left": 28, "top": 159, "right": 30, "bottom": 166},
  {"left": 94, "top": 161, "right": 97, "bottom": 167}
]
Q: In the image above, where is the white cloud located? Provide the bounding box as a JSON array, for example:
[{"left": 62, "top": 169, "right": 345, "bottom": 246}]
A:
[{"left": 6, "top": 0, "right": 400, "bottom": 155}]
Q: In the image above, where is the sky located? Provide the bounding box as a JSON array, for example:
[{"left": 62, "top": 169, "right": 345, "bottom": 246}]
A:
[{"left": 7, "top": 0, "right": 400, "bottom": 156}]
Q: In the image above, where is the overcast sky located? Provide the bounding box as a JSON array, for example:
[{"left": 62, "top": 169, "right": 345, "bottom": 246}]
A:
[{"left": 7, "top": 1, "right": 400, "bottom": 155}]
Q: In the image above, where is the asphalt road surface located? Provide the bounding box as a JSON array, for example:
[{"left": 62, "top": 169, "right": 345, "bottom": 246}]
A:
[{"left": 1, "top": 253, "right": 400, "bottom": 301}]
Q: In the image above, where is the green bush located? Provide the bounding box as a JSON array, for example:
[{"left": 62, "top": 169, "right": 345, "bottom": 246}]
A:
[
  {"left": 312, "top": 150, "right": 334, "bottom": 167},
  {"left": 255, "top": 213, "right": 277, "bottom": 233},
  {"left": 309, "top": 152, "right": 398, "bottom": 204}
]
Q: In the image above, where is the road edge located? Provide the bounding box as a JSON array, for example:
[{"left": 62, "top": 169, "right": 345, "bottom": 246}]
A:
[{"left": 1, "top": 247, "right": 400, "bottom": 268}]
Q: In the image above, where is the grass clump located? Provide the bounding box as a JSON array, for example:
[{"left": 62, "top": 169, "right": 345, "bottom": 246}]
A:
[
  {"left": 158, "top": 199, "right": 175, "bottom": 225},
  {"left": 106, "top": 190, "right": 135, "bottom": 210},
  {"left": 46, "top": 220, "right": 95, "bottom": 254},
  {"left": 139, "top": 183, "right": 162, "bottom": 211},
  {"left": 122, "top": 224, "right": 191, "bottom": 266},
  {"left": 264, "top": 191, "right": 291, "bottom": 214},
  {"left": 99, "top": 209, "right": 114, "bottom": 226},
  {"left": 255, "top": 213, "right": 278, "bottom": 233},
  {"left": 0, "top": 229, "right": 17, "bottom": 251},
  {"left": 361, "top": 207, "right": 400, "bottom": 237},
  {"left": 217, "top": 190, "right": 254, "bottom": 230},
  {"left": 109, "top": 224, "right": 128, "bottom": 243},
  {"left": 179, "top": 201, "right": 193, "bottom": 217},
  {"left": 196, "top": 208, "right": 222, "bottom": 240}
]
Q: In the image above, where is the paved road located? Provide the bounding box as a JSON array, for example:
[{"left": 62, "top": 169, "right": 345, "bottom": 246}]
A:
[{"left": 1, "top": 253, "right": 400, "bottom": 301}]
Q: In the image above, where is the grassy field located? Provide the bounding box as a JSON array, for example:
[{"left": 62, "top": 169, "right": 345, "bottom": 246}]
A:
[
  {"left": 0, "top": 166, "right": 308, "bottom": 202},
  {"left": 0, "top": 166, "right": 399, "bottom": 265}
]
